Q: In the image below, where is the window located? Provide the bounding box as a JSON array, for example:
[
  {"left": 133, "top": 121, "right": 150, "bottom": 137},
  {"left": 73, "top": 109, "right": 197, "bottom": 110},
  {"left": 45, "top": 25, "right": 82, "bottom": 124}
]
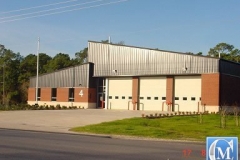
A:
[
  {"left": 37, "top": 88, "right": 41, "bottom": 101},
  {"left": 183, "top": 97, "right": 187, "bottom": 101},
  {"left": 109, "top": 96, "right": 112, "bottom": 99},
  {"left": 147, "top": 97, "right": 151, "bottom": 100},
  {"left": 154, "top": 97, "right": 159, "bottom": 100},
  {"left": 140, "top": 97, "right": 144, "bottom": 100},
  {"left": 98, "top": 86, "right": 104, "bottom": 92},
  {"left": 51, "top": 88, "right": 57, "bottom": 101},
  {"left": 69, "top": 88, "right": 74, "bottom": 102},
  {"left": 122, "top": 96, "right": 125, "bottom": 99},
  {"left": 191, "top": 97, "right": 196, "bottom": 101},
  {"left": 175, "top": 97, "right": 179, "bottom": 100},
  {"left": 162, "top": 97, "right": 166, "bottom": 100},
  {"left": 115, "top": 96, "right": 119, "bottom": 99},
  {"left": 128, "top": 96, "right": 132, "bottom": 99}
]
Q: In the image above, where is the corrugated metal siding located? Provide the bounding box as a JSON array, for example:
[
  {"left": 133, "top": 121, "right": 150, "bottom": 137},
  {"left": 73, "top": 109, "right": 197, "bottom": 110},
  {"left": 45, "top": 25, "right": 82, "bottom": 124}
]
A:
[
  {"left": 88, "top": 42, "right": 219, "bottom": 77},
  {"left": 29, "top": 63, "right": 90, "bottom": 88},
  {"left": 220, "top": 60, "right": 240, "bottom": 77},
  {"left": 74, "top": 64, "right": 89, "bottom": 87}
]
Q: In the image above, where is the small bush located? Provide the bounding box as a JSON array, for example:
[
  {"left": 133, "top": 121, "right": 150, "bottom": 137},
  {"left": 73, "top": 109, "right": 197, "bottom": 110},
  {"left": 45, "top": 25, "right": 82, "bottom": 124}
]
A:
[
  {"left": 50, "top": 105, "right": 55, "bottom": 110},
  {"left": 38, "top": 105, "right": 44, "bottom": 110},
  {"left": 72, "top": 106, "right": 77, "bottom": 109},
  {"left": 45, "top": 105, "right": 49, "bottom": 110},
  {"left": 56, "top": 105, "right": 61, "bottom": 110}
]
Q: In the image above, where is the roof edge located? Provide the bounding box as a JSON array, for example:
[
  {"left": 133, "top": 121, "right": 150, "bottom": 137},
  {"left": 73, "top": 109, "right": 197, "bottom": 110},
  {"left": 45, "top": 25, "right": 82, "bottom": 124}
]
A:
[{"left": 88, "top": 40, "right": 219, "bottom": 60}]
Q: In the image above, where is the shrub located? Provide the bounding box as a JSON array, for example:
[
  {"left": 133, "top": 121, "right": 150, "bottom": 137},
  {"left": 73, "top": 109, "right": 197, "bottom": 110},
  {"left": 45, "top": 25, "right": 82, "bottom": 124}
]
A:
[
  {"left": 56, "top": 105, "right": 61, "bottom": 110},
  {"left": 72, "top": 106, "right": 77, "bottom": 109},
  {"left": 38, "top": 105, "right": 44, "bottom": 110},
  {"left": 45, "top": 105, "right": 49, "bottom": 110},
  {"left": 50, "top": 105, "right": 55, "bottom": 110}
]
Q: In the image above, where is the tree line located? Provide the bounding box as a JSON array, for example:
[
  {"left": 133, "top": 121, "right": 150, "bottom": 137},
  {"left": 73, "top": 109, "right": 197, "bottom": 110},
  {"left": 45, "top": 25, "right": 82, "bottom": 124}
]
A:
[
  {"left": 0, "top": 44, "right": 87, "bottom": 105},
  {"left": 0, "top": 42, "right": 239, "bottom": 105}
]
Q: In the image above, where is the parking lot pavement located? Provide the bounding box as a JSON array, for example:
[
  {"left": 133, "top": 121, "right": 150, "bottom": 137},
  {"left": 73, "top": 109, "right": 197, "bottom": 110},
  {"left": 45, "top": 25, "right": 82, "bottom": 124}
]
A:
[{"left": 0, "top": 109, "right": 168, "bottom": 133}]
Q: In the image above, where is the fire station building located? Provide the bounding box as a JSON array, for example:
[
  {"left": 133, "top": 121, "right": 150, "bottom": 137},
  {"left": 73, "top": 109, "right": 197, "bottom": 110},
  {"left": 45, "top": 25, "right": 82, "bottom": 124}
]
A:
[{"left": 28, "top": 41, "right": 240, "bottom": 112}]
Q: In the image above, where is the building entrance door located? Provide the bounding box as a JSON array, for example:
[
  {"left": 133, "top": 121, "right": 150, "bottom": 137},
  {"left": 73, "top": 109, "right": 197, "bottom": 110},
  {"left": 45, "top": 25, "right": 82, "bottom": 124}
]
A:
[
  {"left": 96, "top": 78, "right": 106, "bottom": 109},
  {"left": 98, "top": 93, "right": 105, "bottom": 108}
]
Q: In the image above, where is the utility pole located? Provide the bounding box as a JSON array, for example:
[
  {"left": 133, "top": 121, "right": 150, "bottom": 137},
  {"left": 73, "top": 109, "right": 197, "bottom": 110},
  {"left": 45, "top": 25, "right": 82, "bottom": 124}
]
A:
[
  {"left": 2, "top": 64, "right": 4, "bottom": 105},
  {"left": 35, "top": 37, "right": 40, "bottom": 105}
]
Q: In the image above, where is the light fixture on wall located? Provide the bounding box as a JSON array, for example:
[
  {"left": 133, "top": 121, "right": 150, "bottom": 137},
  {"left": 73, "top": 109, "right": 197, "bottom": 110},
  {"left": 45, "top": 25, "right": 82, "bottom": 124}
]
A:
[
  {"left": 182, "top": 67, "right": 187, "bottom": 72},
  {"left": 112, "top": 69, "right": 117, "bottom": 73}
]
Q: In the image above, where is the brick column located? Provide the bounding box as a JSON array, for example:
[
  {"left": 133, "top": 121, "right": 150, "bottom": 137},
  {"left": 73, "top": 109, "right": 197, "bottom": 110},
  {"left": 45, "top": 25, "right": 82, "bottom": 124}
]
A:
[
  {"left": 57, "top": 88, "right": 69, "bottom": 102},
  {"left": 41, "top": 88, "right": 52, "bottom": 101},
  {"left": 132, "top": 77, "right": 139, "bottom": 110},
  {"left": 166, "top": 76, "right": 174, "bottom": 111},
  {"left": 28, "top": 88, "right": 36, "bottom": 101},
  {"left": 166, "top": 76, "right": 174, "bottom": 103},
  {"left": 201, "top": 74, "right": 220, "bottom": 106}
]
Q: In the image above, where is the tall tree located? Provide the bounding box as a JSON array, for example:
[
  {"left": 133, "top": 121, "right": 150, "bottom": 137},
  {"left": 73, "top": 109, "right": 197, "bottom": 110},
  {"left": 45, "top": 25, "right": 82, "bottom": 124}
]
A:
[
  {"left": 0, "top": 46, "right": 22, "bottom": 104},
  {"left": 75, "top": 47, "right": 88, "bottom": 64},
  {"left": 208, "top": 43, "right": 240, "bottom": 62},
  {"left": 39, "top": 53, "right": 52, "bottom": 74},
  {"left": 18, "top": 53, "right": 51, "bottom": 103},
  {"left": 19, "top": 54, "right": 37, "bottom": 83},
  {"left": 44, "top": 53, "right": 72, "bottom": 73},
  {"left": 101, "top": 40, "right": 110, "bottom": 43}
]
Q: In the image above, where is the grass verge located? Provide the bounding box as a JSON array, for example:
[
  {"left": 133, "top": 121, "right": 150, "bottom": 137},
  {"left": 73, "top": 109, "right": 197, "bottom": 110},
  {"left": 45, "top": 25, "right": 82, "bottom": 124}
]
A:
[{"left": 70, "top": 114, "right": 240, "bottom": 141}]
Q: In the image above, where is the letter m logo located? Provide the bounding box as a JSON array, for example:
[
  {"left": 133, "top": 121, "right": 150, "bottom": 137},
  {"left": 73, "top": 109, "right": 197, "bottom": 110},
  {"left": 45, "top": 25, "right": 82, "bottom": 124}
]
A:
[{"left": 206, "top": 137, "right": 238, "bottom": 160}]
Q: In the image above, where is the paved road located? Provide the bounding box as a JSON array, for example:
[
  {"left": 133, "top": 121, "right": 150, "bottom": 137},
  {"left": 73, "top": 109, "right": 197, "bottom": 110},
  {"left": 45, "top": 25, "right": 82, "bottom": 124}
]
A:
[
  {"left": 0, "top": 129, "right": 206, "bottom": 160},
  {"left": 0, "top": 109, "right": 169, "bottom": 133}
]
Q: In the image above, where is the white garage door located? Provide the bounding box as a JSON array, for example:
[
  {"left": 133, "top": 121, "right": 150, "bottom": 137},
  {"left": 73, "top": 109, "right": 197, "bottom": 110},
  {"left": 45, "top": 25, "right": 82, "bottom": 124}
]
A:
[
  {"left": 174, "top": 76, "right": 201, "bottom": 112},
  {"left": 108, "top": 78, "right": 132, "bottom": 110},
  {"left": 139, "top": 77, "right": 166, "bottom": 111}
]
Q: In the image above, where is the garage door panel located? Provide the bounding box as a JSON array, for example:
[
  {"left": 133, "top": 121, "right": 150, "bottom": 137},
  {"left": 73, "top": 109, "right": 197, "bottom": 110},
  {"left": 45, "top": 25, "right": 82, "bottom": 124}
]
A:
[
  {"left": 108, "top": 78, "right": 132, "bottom": 110},
  {"left": 139, "top": 77, "right": 166, "bottom": 111},
  {"left": 175, "top": 76, "right": 201, "bottom": 112}
]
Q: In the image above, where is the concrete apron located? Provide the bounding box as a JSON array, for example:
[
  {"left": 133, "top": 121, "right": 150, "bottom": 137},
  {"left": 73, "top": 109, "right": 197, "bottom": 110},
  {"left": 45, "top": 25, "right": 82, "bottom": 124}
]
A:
[{"left": 0, "top": 109, "right": 171, "bottom": 133}]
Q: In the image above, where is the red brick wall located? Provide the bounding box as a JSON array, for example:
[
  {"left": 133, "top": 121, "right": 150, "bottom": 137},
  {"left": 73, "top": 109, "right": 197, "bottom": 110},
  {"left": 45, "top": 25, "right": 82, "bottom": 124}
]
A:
[
  {"left": 28, "top": 88, "right": 36, "bottom": 101},
  {"left": 57, "top": 88, "right": 69, "bottom": 102},
  {"left": 74, "top": 88, "right": 96, "bottom": 103},
  {"left": 220, "top": 74, "right": 240, "bottom": 106},
  {"left": 166, "top": 76, "right": 173, "bottom": 103},
  {"left": 132, "top": 77, "right": 139, "bottom": 110},
  {"left": 201, "top": 74, "right": 220, "bottom": 106},
  {"left": 40, "top": 88, "right": 51, "bottom": 101}
]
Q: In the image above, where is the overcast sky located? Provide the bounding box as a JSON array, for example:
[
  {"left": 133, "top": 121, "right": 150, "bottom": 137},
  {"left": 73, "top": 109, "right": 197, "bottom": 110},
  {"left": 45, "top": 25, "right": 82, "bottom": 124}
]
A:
[{"left": 0, "top": 0, "right": 239, "bottom": 58}]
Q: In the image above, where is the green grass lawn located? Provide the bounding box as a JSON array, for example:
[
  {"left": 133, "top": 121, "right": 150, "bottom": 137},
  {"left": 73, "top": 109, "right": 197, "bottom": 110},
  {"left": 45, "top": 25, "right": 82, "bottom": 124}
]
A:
[{"left": 70, "top": 114, "right": 240, "bottom": 141}]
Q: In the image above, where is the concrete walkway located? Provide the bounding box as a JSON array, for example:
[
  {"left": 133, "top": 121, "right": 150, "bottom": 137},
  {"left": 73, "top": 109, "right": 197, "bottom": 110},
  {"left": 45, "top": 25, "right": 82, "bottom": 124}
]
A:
[{"left": 0, "top": 109, "right": 168, "bottom": 133}]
